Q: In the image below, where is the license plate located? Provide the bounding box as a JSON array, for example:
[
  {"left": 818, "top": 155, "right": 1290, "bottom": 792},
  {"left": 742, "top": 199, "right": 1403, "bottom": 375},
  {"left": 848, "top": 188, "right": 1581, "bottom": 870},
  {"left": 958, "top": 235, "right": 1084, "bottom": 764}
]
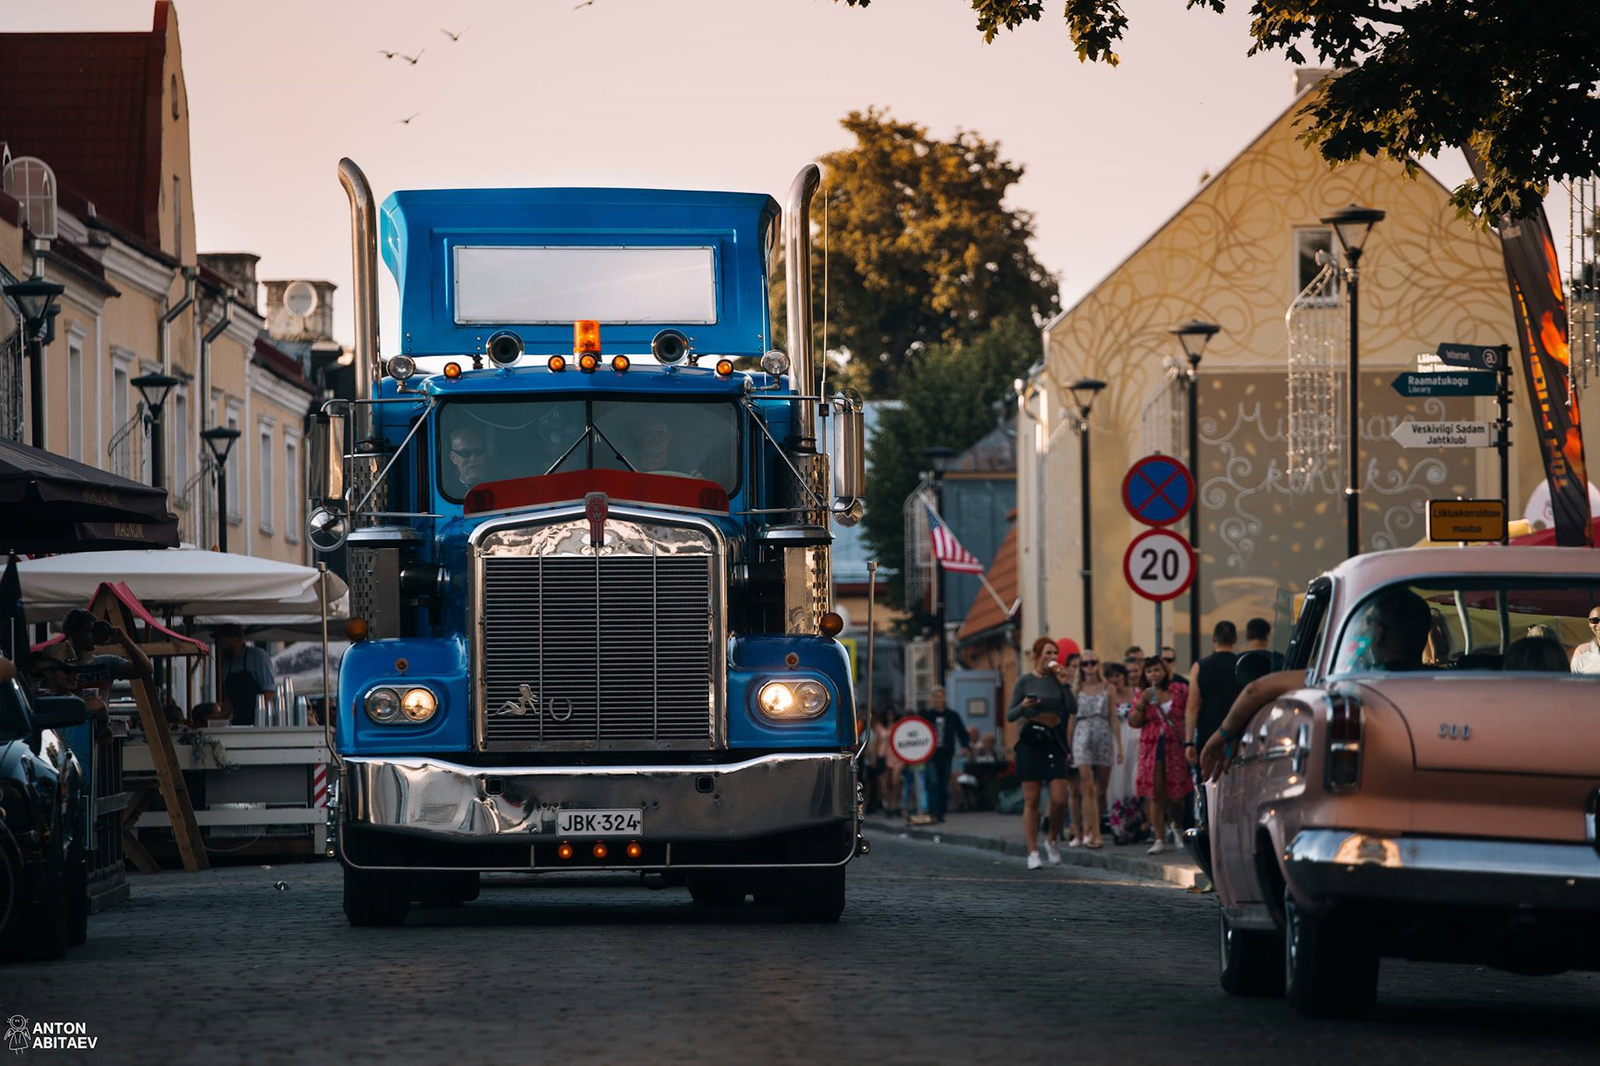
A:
[{"left": 556, "top": 808, "right": 643, "bottom": 836}]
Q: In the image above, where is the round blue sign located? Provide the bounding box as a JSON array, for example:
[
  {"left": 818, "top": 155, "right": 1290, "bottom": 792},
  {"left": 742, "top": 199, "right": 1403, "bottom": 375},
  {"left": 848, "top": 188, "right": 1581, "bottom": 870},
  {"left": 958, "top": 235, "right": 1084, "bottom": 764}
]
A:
[{"left": 1121, "top": 455, "right": 1194, "bottom": 528}]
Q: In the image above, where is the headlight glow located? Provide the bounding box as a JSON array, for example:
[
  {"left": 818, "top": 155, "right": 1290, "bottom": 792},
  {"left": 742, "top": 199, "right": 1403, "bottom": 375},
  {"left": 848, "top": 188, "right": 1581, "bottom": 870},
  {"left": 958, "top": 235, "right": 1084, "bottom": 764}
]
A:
[
  {"left": 401, "top": 687, "right": 438, "bottom": 722},
  {"left": 757, "top": 679, "right": 830, "bottom": 719},
  {"left": 364, "top": 686, "right": 401, "bottom": 723}
]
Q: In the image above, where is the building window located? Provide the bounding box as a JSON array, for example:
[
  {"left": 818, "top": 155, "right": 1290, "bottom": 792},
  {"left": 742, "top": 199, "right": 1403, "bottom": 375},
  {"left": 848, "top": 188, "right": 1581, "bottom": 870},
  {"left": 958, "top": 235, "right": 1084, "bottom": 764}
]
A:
[
  {"left": 1295, "top": 227, "right": 1339, "bottom": 298},
  {"left": 66, "top": 335, "right": 83, "bottom": 462},
  {"left": 226, "top": 409, "right": 242, "bottom": 521},
  {"left": 111, "top": 362, "right": 131, "bottom": 478},
  {"left": 284, "top": 436, "right": 300, "bottom": 544},
  {"left": 173, "top": 390, "right": 189, "bottom": 502},
  {"left": 258, "top": 423, "right": 274, "bottom": 534}
]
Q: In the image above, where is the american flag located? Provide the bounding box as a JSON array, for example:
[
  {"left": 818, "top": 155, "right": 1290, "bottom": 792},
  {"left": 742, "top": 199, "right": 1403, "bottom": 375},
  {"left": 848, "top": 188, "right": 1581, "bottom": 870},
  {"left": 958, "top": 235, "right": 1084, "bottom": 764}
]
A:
[{"left": 925, "top": 502, "right": 986, "bottom": 574}]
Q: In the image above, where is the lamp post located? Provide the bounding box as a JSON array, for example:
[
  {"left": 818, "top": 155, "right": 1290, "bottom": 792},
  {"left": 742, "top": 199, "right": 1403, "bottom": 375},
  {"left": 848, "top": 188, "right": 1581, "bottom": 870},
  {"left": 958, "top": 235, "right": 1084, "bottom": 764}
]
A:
[
  {"left": 3, "top": 275, "right": 64, "bottom": 450},
  {"left": 131, "top": 372, "right": 181, "bottom": 490},
  {"left": 1068, "top": 378, "right": 1107, "bottom": 648},
  {"left": 200, "top": 426, "right": 240, "bottom": 552},
  {"left": 923, "top": 444, "right": 956, "bottom": 688},
  {"left": 1170, "top": 319, "right": 1221, "bottom": 669},
  {"left": 1320, "top": 204, "right": 1386, "bottom": 558}
]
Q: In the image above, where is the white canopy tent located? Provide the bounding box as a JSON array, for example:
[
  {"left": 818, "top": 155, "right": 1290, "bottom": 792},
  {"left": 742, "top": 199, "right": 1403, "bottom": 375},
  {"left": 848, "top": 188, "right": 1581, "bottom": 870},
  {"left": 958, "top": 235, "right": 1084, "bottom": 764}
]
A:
[{"left": 17, "top": 549, "right": 347, "bottom": 624}]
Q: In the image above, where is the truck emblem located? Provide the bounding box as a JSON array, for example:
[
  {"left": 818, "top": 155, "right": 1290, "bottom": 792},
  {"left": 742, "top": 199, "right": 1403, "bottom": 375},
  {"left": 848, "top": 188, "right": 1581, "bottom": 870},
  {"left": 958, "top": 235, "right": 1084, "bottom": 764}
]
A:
[
  {"left": 1438, "top": 722, "right": 1471, "bottom": 740},
  {"left": 490, "top": 685, "right": 575, "bottom": 722},
  {"left": 585, "top": 491, "right": 609, "bottom": 549}
]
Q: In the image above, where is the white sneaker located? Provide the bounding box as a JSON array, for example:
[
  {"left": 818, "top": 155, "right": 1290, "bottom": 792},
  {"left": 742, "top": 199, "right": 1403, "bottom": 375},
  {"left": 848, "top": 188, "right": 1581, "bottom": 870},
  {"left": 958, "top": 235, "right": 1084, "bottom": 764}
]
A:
[
  {"left": 1147, "top": 841, "right": 1167, "bottom": 855},
  {"left": 1027, "top": 851, "right": 1043, "bottom": 870},
  {"left": 1044, "top": 841, "right": 1062, "bottom": 865},
  {"left": 1066, "top": 836, "right": 1082, "bottom": 849}
]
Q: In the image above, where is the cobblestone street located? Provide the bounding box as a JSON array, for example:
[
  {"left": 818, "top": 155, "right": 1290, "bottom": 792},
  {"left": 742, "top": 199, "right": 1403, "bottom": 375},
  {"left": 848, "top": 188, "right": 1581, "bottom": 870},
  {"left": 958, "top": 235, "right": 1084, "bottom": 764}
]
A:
[{"left": 6, "top": 834, "right": 1598, "bottom": 1065}]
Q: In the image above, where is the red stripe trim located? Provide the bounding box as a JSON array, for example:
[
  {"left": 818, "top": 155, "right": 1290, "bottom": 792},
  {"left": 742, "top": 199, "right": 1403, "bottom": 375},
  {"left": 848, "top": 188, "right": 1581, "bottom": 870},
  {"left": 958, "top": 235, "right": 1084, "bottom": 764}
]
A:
[{"left": 464, "top": 468, "right": 730, "bottom": 516}]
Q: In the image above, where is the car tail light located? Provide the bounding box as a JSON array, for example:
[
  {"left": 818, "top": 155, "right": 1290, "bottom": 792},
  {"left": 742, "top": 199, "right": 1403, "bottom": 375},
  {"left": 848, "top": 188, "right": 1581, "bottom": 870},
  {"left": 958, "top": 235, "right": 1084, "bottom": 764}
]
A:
[{"left": 1325, "top": 689, "right": 1363, "bottom": 792}]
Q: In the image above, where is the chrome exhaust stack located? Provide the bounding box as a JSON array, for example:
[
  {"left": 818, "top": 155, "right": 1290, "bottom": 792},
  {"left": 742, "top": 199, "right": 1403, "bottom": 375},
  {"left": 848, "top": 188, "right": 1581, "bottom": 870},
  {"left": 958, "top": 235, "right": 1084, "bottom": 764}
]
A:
[
  {"left": 338, "top": 158, "right": 381, "bottom": 443},
  {"left": 784, "top": 164, "right": 821, "bottom": 450}
]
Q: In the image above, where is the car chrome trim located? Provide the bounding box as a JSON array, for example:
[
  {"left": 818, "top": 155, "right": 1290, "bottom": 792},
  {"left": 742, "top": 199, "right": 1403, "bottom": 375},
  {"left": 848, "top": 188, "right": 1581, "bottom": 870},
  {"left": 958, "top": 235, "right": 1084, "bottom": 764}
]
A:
[
  {"left": 1284, "top": 828, "right": 1600, "bottom": 911},
  {"left": 339, "top": 751, "right": 856, "bottom": 869}
]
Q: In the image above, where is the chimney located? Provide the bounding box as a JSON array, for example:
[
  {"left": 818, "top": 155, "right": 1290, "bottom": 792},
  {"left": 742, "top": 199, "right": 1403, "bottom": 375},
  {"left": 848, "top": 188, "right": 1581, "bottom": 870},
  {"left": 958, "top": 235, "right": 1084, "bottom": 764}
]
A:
[
  {"left": 198, "top": 252, "right": 260, "bottom": 312},
  {"left": 1294, "top": 68, "right": 1332, "bottom": 97}
]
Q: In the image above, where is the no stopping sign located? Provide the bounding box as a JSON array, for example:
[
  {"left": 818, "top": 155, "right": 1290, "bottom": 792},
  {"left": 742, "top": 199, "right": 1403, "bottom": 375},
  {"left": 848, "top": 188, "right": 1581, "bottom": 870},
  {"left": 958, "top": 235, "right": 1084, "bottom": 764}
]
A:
[
  {"left": 1123, "top": 528, "right": 1195, "bottom": 602},
  {"left": 890, "top": 716, "right": 935, "bottom": 765}
]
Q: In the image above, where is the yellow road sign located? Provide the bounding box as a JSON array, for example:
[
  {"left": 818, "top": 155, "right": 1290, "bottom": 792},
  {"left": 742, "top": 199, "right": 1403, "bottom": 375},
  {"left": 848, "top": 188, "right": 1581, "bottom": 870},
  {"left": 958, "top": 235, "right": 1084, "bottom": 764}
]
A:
[{"left": 1426, "top": 499, "right": 1506, "bottom": 543}]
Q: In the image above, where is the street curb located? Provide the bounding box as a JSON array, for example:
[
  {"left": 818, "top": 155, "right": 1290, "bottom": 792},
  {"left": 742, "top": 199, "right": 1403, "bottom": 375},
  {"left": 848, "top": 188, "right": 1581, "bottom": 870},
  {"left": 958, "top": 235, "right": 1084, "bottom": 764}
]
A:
[{"left": 862, "top": 817, "right": 1210, "bottom": 891}]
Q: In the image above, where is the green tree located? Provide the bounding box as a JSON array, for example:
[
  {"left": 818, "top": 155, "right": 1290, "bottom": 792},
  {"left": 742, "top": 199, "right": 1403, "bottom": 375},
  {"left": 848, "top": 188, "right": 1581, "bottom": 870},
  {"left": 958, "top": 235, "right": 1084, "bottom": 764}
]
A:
[
  {"left": 838, "top": 1, "right": 1600, "bottom": 223},
  {"left": 863, "top": 316, "right": 1038, "bottom": 611},
  {"left": 775, "top": 109, "right": 1057, "bottom": 396}
]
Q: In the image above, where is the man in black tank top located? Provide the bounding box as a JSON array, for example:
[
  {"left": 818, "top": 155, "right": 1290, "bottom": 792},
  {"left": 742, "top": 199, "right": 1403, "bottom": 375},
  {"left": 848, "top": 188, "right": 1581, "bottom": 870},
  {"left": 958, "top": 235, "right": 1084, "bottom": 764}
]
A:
[{"left": 1184, "top": 620, "right": 1240, "bottom": 767}]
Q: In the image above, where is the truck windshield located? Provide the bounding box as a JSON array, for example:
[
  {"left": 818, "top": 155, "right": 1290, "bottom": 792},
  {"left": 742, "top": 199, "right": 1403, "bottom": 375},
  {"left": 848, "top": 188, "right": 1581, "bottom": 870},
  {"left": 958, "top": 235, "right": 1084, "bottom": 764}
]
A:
[{"left": 437, "top": 398, "right": 740, "bottom": 501}]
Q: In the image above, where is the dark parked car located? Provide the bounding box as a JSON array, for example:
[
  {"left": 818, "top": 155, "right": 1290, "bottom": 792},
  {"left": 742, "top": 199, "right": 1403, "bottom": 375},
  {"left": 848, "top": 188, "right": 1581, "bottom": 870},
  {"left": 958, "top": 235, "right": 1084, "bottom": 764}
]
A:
[{"left": 0, "top": 676, "right": 90, "bottom": 961}]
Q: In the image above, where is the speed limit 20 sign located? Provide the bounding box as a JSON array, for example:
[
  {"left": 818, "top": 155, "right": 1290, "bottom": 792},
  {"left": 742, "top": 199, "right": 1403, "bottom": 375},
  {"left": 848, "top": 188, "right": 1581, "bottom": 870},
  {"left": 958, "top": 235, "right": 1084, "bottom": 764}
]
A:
[{"left": 1123, "top": 528, "right": 1195, "bottom": 602}]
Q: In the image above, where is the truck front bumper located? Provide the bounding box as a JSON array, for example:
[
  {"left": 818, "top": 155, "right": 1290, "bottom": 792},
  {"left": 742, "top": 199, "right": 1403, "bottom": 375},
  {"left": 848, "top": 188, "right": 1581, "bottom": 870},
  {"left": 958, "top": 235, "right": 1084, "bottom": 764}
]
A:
[
  {"left": 1283, "top": 828, "right": 1600, "bottom": 912},
  {"left": 339, "top": 752, "right": 859, "bottom": 871}
]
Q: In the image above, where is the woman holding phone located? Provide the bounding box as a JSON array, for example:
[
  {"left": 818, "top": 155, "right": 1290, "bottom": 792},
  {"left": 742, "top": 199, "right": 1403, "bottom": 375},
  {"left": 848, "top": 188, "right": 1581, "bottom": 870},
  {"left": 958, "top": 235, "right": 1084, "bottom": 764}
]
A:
[{"left": 1006, "top": 636, "right": 1077, "bottom": 869}]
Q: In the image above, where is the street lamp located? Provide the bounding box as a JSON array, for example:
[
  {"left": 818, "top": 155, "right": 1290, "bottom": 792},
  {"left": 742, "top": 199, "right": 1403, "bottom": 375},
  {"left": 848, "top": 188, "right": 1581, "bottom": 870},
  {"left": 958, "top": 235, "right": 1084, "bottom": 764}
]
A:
[
  {"left": 131, "top": 372, "right": 181, "bottom": 490},
  {"left": 3, "top": 275, "right": 64, "bottom": 450},
  {"left": 1320, "top": 203, "right": 1385, "bottom": 558},
  {"left": 1170, "top": 318, "right": 1221, "bottom": 668},
  {"left": 200, "top": 426, "right": 240, "bottom": 552},
  {"left": 923, "top": 444, "right": 957, "bottom": 688},
  {"left": 1068, "top": 378, "right": 1106, "bottom": 648}
]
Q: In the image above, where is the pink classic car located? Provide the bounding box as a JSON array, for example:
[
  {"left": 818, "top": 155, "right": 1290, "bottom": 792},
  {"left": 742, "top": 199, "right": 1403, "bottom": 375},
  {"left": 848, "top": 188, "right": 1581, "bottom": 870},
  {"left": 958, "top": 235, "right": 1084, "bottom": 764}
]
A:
[{"left": 1194, "top": 546, "right": 1600, "bottom": 1018}]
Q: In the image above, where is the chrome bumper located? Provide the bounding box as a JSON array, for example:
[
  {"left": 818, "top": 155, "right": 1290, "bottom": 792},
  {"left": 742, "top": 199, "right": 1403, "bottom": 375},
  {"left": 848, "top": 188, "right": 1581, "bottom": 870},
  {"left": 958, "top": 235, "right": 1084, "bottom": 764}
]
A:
[
  {"left": 341, "top": 752, "right": 857, "bottom": 844},
  {"left": 1284, "top": 829, "right": 1600, "bottom": 912}
]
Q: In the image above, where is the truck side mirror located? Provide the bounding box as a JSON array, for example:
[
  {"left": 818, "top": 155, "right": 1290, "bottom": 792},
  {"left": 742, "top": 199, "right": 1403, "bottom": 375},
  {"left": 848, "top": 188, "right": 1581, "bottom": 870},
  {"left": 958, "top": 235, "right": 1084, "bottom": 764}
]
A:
[
  {"left": 309, "top": 410, "right": 347, "bottom": 512},
  {"left": 831, "top": 392, "right": 864, "bottom": 527},
  {"left": 31, "top": 695, "right": 89, "bottom": 731}
]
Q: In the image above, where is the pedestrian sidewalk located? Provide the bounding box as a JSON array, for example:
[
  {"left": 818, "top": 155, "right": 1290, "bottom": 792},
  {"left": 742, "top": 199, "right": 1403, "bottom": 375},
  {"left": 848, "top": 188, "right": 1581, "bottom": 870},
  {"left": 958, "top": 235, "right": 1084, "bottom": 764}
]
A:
[{"left": 862, "top": 810, "right": 1209, "bottom": 890}]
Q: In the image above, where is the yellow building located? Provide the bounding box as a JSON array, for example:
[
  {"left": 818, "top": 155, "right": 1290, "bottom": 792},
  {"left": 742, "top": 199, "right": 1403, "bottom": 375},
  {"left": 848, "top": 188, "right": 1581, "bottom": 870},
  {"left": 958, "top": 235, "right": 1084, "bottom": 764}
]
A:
[
  {"left": 0, "top": 2, "right": 311, "bottom": 564},
  {"left": 1019, "top": 70, "right": 1541, "bottom": 663}
]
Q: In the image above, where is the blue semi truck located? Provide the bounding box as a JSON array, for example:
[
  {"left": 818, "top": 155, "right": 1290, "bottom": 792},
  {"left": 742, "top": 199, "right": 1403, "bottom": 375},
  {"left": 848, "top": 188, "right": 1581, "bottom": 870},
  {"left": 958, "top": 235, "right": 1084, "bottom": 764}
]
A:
[{"left": 308, "top": 161, "right": 868, "bottom": 926}]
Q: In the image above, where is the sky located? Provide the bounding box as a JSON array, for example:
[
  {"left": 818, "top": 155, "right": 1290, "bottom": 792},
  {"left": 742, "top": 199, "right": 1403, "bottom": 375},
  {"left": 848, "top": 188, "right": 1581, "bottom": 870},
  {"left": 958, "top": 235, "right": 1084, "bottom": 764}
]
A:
[{"left": 7, "top": 0, "right": 1570, "bottom": 354}]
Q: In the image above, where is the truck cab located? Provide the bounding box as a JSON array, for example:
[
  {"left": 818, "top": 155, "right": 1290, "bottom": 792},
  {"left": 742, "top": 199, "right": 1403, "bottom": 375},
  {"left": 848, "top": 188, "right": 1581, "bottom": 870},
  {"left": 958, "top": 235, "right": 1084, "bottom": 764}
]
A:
[{"left": 311, "top": 162, "right": 867, "bottom": 926}]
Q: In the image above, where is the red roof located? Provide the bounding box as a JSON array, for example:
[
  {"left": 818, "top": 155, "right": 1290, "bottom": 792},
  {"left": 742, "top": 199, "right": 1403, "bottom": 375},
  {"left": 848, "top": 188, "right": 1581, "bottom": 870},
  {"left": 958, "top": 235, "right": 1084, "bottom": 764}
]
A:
[{"left": 0, "top": 3, "right": 172, "bottom": 247}]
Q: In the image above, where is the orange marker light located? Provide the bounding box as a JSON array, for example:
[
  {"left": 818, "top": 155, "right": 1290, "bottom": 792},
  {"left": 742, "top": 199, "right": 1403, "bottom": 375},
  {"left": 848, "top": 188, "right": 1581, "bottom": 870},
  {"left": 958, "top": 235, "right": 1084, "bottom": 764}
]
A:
[
  {"left": 344, "top": 617, "right": 370, "bottom": 642},
  {"left": 610, "top": 355, "right": 630, "bottom": 372},
  {"left": 548, "top": 355, "right": 567, "bottom": 372},
  {"left": 820, "top": 611, "right": 845, "bottom": 638},
  {"left": 591, "top": 841, "right": 609, "bottom": 860},
  {"left": 625, "top": 841, "right": 643, "bottom": 860},
  {"left": 443, "top": 361, "right": 462, "bottom": 380},
  {"left": 574, "top": 319, "right": 602, "bottom": 355},
  {"left": 578, "top": 352, "right": 599, "bottom": 373},
  {"left": 715, "top": 358, "right": 734, "bottom": 377},
  {"left": 557, "top": 842, "right": 574, "bottom": 860}
]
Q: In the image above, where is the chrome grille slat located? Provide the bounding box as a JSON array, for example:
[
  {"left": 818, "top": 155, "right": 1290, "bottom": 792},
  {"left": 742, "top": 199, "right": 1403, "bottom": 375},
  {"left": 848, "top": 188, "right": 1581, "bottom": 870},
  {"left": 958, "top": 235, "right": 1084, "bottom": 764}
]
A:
[{"left": 480, "top": 532, "right": 714, "bottom": 750}]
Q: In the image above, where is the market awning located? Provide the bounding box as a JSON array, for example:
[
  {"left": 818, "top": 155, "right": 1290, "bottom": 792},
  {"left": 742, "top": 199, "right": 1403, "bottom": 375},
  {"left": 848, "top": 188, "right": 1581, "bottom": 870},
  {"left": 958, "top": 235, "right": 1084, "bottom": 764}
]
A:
[
  {"left": 31, "top": 581, "right": 209, "bottom": 658},
  {"left": 0, "top": 436, "right": 179, "bottom": 552},
  {"left": 16, "top": 548, "right": 348, "bottom": 623}
]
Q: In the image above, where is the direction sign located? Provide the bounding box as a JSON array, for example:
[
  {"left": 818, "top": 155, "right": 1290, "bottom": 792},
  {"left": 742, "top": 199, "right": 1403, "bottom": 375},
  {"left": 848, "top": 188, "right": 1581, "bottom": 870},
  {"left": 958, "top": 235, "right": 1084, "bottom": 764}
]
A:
[
  {"left": 1391, "top": 420, "right": 1494, "bottom": 449},
  {"left": 1123, "top": 528, "right": 1195, "bottom": 602},
  {"left": 1390, "top": 371, "right": 1498, "bottom": 398},
  {"left": 1436, "top": 342, "right": 1510, "bottom": 372},
  {"left": 889, "top": 716, "right": 935, "bottom": 766},
  {"left": 1121, "top": 455, "right": 1194, "bottom": 528},
  {"left": 1426, "top": 499, "right": 1506, "bottom": 542}
]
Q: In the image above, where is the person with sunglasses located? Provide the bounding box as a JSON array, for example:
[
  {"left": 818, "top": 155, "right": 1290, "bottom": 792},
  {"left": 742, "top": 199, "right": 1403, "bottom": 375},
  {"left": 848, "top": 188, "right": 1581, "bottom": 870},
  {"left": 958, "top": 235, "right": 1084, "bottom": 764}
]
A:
[
  {"left": 446, "top": 423, "right": 490, "bottom": 493},
  {"left": 1066, "top": 651, "right": 1121, "bottom": 848},
  {"left": 1572, "top": 610, "right": 1600, "bottom": 674}
]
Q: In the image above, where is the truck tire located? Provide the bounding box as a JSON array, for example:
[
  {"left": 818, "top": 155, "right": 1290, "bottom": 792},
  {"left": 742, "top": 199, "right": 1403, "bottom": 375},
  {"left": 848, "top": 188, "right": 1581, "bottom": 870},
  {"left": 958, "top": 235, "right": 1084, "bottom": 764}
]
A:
[
  {"left": 1283, "top": 888, "right": 1378, "bottom": 1017},
  {"left": 1218, "top": 908, "right": 1282, "bottom": 997},
  {"left": 780, "top": 866, "right": 846, "bottom": 924},
  {"left": 687, "top": 872, "right": 746, "bottom": 908},
  {"left": 343, "top": 866, "right": 412, "bottom": 927}
]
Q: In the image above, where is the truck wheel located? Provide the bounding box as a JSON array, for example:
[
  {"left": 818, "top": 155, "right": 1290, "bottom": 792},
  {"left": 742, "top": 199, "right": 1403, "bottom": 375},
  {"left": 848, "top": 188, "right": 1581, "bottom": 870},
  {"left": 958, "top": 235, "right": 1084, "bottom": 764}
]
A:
[
  {"left": 1283, "top": 888, "right": 1378, "bottom": 1017},
  {"left": 1218, "top": 908, "right": 1282, "bottom": 997},
  {"left": 780, "top": 866, "right": 846, "bottom": 924},
  {"left": 343, "top": 866, "right": 412, "bottom": 927},
  {"left": 63, "top": 843, "right": 89, "bottom": 947},
  {"left": 687, "top": 873, "right": 746, "bottom": 908}
]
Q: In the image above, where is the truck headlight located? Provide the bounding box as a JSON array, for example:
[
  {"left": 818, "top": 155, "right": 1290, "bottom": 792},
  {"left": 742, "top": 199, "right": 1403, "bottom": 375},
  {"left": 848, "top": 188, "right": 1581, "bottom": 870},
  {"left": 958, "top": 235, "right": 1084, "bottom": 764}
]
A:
[
  {"left": 364, "top": 687, "right": 401, "bottom": 723},
  {"left": 401, "top": 687, "right": 438, "bottom": 722},
  {"left": 757, "top": 679, "right": 830, "bottom": 719}
]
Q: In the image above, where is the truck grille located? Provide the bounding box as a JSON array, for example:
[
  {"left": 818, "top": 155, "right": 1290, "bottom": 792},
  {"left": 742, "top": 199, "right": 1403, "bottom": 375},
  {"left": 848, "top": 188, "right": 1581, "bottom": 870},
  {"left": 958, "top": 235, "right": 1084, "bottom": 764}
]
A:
[{"left": 480, "top": 554, "right": 715, "bottom": 748}]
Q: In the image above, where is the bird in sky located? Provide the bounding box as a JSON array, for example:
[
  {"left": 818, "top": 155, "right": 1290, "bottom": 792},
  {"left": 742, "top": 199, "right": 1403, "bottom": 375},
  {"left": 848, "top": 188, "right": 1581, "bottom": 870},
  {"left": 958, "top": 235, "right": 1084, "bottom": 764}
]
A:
[
  {"left": 397, "top": 112, "right": 421, "bottom": 125},
  {"left": 440, "top": 27, "right": 469, "bottom": 41},
  {"left": 573, "top": 0, "right": 595, "bottom": 8},
  {"left": 400, "top": 49, "right": 424, "bottom": 65},
  {"left": 377, "top": 49, "right": 398, "bottom": 59}
]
